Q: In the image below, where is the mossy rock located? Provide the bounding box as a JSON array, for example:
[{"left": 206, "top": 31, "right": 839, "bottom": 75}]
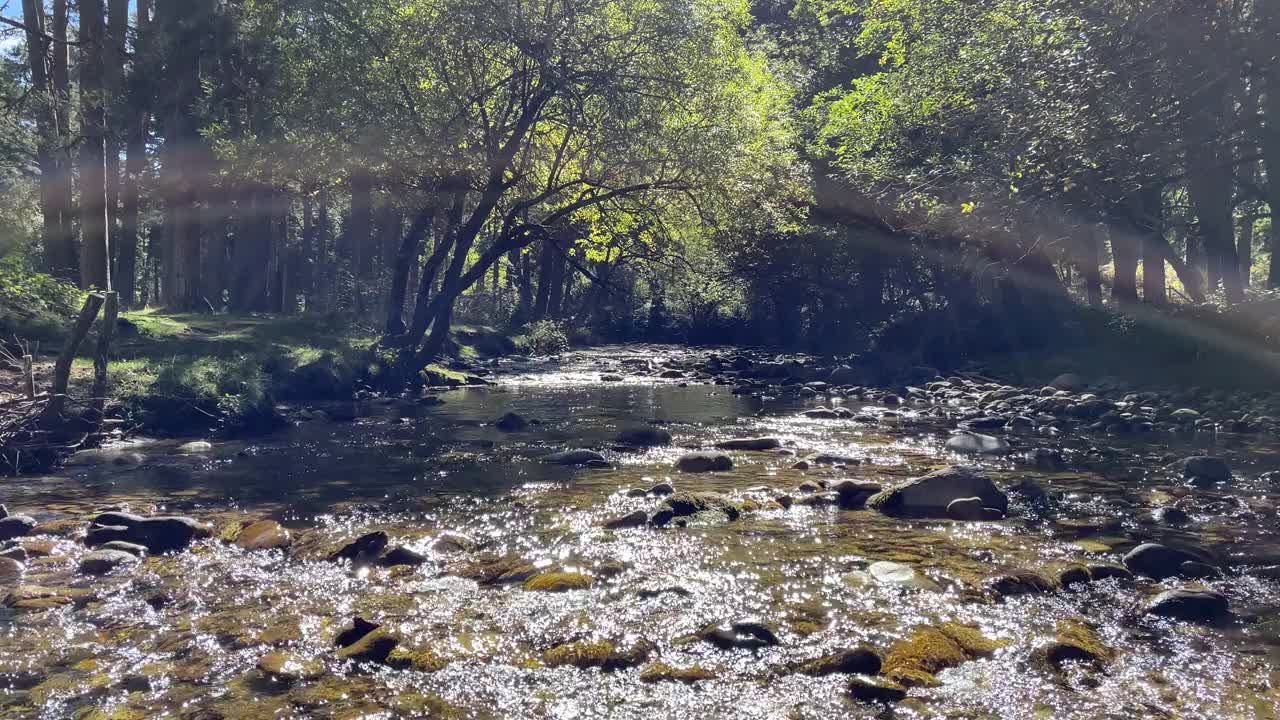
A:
[
  {"left": 386, "top": 645, "right": 450, "bottom": 673},
  {"left": 543, "top": 639, "right": 653, "bottom": 671},
  {"left": 881, "top": 623, "right": 1006, "bottom": 687},
  {"left": 450, "top": 556, "right": 540, "bottom": 584},
  {"left": 523, "top": 571, "right": 594, "bottom": 592},
  {"left": 790, "top": 647, "right": 882, "bottom": 676},
  {"left": 1035, "top": 619, "right": 1114, "bottom": 672},
  {"left": 639, "top": 662, "right": 716, "bottom": 683}
]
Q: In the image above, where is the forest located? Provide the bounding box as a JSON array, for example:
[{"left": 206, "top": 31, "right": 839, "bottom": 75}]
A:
[
  {"left": 0, "top": 0, "right": 1275, "bottom": 366},
  {"left": 3, "top": 3, "right": 1280, "bottom": 719}
]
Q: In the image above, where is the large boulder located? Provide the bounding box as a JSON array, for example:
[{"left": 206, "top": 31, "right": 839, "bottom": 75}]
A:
[
  {"left": 87, "top": 512, "right": 212, "bottom": 553},
  {"left": 867, "top": 466, "right": 1008, "bottom": 518}
]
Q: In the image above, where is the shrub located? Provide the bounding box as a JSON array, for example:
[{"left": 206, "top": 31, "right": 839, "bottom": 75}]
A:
[{"left": 512, "top": 320, "right": 570, "bottom": 355}]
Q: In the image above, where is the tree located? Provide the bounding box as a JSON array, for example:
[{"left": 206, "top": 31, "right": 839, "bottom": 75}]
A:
[{"left": 79, "top": 0, "right": 111, "bottom": 290}]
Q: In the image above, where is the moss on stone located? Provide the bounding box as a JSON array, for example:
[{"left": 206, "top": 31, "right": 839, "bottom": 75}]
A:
[
  {"left": 386, "top": 645, "right": 450, "bottom": 673},
  {"left": 639, "top": 662, "right": 716, "bottom": 683},
  {"left": 523, "top": 571, "right": 594, "bottom": 592},
  {"left": 881, "top": 623, "right": 1005, "bottom": 687},
  {"left": 543, "top": 639, "right": 652, "bottom": 671}
]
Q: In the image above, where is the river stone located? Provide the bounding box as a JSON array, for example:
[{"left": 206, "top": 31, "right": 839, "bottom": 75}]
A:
[
  {"left": 85, "top": 525, "right": 131, "bottom": 546},
  {"left": 1178, "top": 456, "right": 1231, "bottom": 484},
  {"left": 431, "top": 532, "right": 476, "bottom": 553},
  {"left": 97, "top": 541, "right": 148, "bottom": 557},
  {"left": 0, "top": 556, "right": 23, "bottom": 579},
  {"left": 1170, "top": 408, "right": 1200, "bottom": 422},
  {"left": 541, "top": 449, "right": 606, "bottom": 466},
  {"left": 960, "top": 416, "right": 1007, "bottom": 431},
  {"left": 494, "top": 412, "right": 528, "bottom": 431},
  {"left": 698, "top": 619, "right": 780, "bottom": 650},
  {"left": 945, "top": 431, "right": 1011, "bottom": 455},
  {"left": 802, "top": 408, "right": 841, "bottom": 419},
  {"left": 337, "top": 627, "right": 400, "bottom": 663},
  {"left": 79, "top": 549, "right": 140, "bottom": 575},
  {"left": 257, "top": 651, "right": 322, "bottom": 683},
  {"left": 617, "top": 428, "right": 673, "bottom": 447},
  {"left": 1123, "top": 543, "right": 1207, "bottom": 580},
  {"left": 329, "top": 531, "right": 389, "bottom": 563},
  {"left": 0, "top": 515, "right": 37, "bottom": 541},
  {"left": 380, "top": 545, "right": 428, "bottom": 567},
  {"left": 235, "top": 520, "right": 291, "bottom": 551},
  {"left": 1086, "top": 563, "right": 1133, "bottom": 582},
  {"left": 868, "top": 466, "right": 1008, "bottom": 518},
  {"left": 0, "top": 547, "right": 27, "bottom": 563},
  {"left": 127, "top": 517, "right": 213, "bottom": 553},
  {"left": 715, "top": 437, "right": 781, "bottom": 451},
  {"left": 334, "top": 617, "right": 380, "bottom": 647},
  {"left": 945, "top": 497, "right": 986, "bottom": 521},
  {"left": 0, "top": 504, "right": 6, "bottom": 518},
  {"left": 864, "top": 561, "right": 942, "bottom": 592},
  {"left": 987, "top": 571, "right": 1057, "bottom": 598},
  {"left": 602, "top": 510, "right": 649, "bottom": 530},
  {"left": 848, "top": 675, "right": 907, "bottom": 703},
  {"left": 675, "top": 452, "right": 733, "bottom": 473},
  {"left": 648, "top": 482, "right": 675, "bottom": 496},
  {"left": 1143, "top": 588, "right": 1230, "bottom": 623},
  {"left": 664, "top": 492, "right": 740, "bottom": 521},
  {"left": 177, "top": 440, "right": 213, "bottom": 454},
  {"left": 1051, "top": 373, "right": 1083, "bottom": 391},
  {"left": 793, "top": 647, "right": 882, "bottom": 676}
]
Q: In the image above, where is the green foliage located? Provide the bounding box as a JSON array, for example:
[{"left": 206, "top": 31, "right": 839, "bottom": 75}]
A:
[
  {"left": 0, "top": 257, "right": 84, "bottom": 343},
  {"left": 512, "top": 320, "right": 570, "bottom": 355}
]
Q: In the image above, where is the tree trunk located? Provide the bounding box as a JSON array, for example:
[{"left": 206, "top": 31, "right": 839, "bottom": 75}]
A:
[
  {"left": 407, "top": 191, "right": 464, "bottom": 343},
  {"left": 105, "top": 0, "right": 129, "bottom": 284},
  {"left": 1109, "top": 227, "right": 1139, "bottom": 304},
  {"left": 117, "top": 0, "right": 152, "bottom": 307},
  {"left": 50, "top": 0, "right": 76, "bottom": 280},
  {"left": 300, "top": 192, "right": 314, "bottom": 307},
  {"left": 1136, "top": 185, "right": 1166, "bottom": 305},
  {"left": 348, "top": 171, "right": 373, "bottom": 313},
  {"left": 20, "top": 0, "right": 71, "bottom": 279},
  {"left": 79, "top": 0, "right": 111, "bottom": 291},
  {"left": 1084, "top": 224, "right": 1102, "bottom": 306},
  {"left": 1263, "top": 62, "right": 1280, "bottom": 289},
  {"left": 531, "top": 238, "right": 556, "bottom": 321},
  {"left": 385, "top": 204, "right": 435, "bottom": 335}
]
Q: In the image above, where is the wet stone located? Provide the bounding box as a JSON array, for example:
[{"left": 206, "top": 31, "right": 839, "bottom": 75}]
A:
[
  {"left": 602, "top": 510, "right": 649, "bottom": 530},
  {"left": 494, "top": 412, "right": 528, "bottom": 431},
  {"left": 664, "top": 492, "right": 740, "bottom": 520},
  {"left": 328, "top": 531, "right": 388, "bottom": 563},
  {"left": 96, "top": 541, "right": 147, "bottom": 557},
  {"left": 379, "top": 545, "right": 427, "bottom": 567},
  {"left": 987, "top": 571, "right": 1057, "bottom": 598},
  {"left": 714, "top": 437, "right": 780, "bottom": 451},
  {"left": 1123, "top": 543, "right": 1209, "bottom": 580},
  {"left": 792, "top": 647, "right": 882, "bottom": 676},
  {"left": 337, "top": 628, "right": 400, "bottom": 664},
  {"left": 0, "top": 515, "right": 37, "bottom": 541},
  {"left": 257, "top": 651, "right": 323, "bottom": 683},
  {"left": 848, "top": 675, "right": 907, "bottom": 703},
  {"left": 1144, "top": 588, "right": 1230, "bottom": 623},
  {"left": 675, "top": 452, "right": 734, "bottom": 473},
  {"left": 0, "top": 556, "right": 23, "bottom": 578},
  {"left": 868, "top": 465, "right": 1008, "bottom": 518},
  {"left": 79, "top": 549, "right": 141, "bottom": 575},
  {"left": 648, "top": 482, "right": 675, "bottom": 496},
  {"left": 541, "top": 449, "right": 606, "bottom": 466},
  {"left": 617, "top": 427, "right": 673, "bottom": 447},
  {"left": 235, "top": 520, "right": 291, "bottom": 551},
  {"left": 1178, "top": 456, "right": 1231, "bottom": 484}
]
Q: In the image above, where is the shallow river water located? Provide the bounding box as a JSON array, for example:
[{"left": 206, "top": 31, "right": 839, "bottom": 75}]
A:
[{"left": 2, "top": 346, "right": 1280, "bottom": 719}]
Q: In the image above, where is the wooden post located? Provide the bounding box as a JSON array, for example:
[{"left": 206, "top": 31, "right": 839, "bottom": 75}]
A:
[
  {"left": 22, "top": 354, "right": 34, "bottom": 398},
  {"left": 42, "top": 292, "right": 104, "bottom": 421},
  {"left": 91, "top": 291, "right": 119, "bottom": 418}
]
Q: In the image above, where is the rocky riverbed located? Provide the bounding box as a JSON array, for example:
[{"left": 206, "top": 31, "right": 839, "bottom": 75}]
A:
[{"left": 2, "top": 345, "right": 1279, "bottom": 719}]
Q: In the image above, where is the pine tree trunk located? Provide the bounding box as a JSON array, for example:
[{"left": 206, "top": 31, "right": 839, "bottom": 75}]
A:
[
  {"left": 50, "top": 0, "right": 76, "bottom": 280},
  {"left": 20, "top": 0, "right": 70, "bottom": 278},
  {"left": 1084, "top": 224, "right": 1102, "bottom": 306},
  {"left": 1109, "top": 227, "right": 1139, "bottom": 304},
  {"left": 79, "top": 0, "right": 111, "bottom": 291}
]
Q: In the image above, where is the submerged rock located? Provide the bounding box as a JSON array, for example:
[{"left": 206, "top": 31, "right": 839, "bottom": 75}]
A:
[
  {"left": 601, "top": 511, "right": 649, "bottom": 530},
  {"left": 1143, "top": 588, "right": 1230, "bottom": 623},
  {"left": 639, "top": 662, "right": 716, "bottom": 683},
  {"left": 617, "top": 428, "right": 673, "bottom": 447},
  {"left": 328, "top": 531, "right": 389, "bottom": 563},
  {"left": 675, "top": 452, "right": 733, "bottom": 473},
  {"left": 858, "top": 561, "right": 942, "bottom": 592},
  {"left": 987, "top": 571, "right": 1057, "bottom": 598},
  {"left": 791, "top": 647, "right": 882, "bottom": 676},
  {"left": 880, "top": 623, "right": 1005, "bottom": 687},
  {"left": 337, "top": 628, "right": 400, "bottom": 664},
  {"left": 868, "top": 466, "right": 1008, "bottom": 518},
  {"left": 945, "top": 431, "right": 1011, "bottom": 455},
  {"left": 541, "top": 449, "right": 606, "bottom": 466},
  {"left": 544, "top": 638, "right": 654, "bottom": 671},
  {"left": 1035, "top": 619, "right": 1114, "bottom": 672},
  {"left": 257, "top": 651, "right": 323, "bottom": 684},
  {"left": 379, "top": 545, "right": 427, "bottom": 567},
  {"left": 714, "top": 437, "right": 781, "bottom": 451},
  {"left": 945, "top": 496, "right": 1003, "bottom": 521},
  {"left": 848, "top": 675, "right": 907, "bottom": 703},
  {"left": 235, "top": 520, "right": 291, "bottom": 551},
  {"left": 697, "top": 620, "right": 780, "bottom": 651},
  {"left": 523, "top": 571, "right": 594, "bottom": 592},
  {"left": 177, "top": 440, "right": 213, "bottom": 454},
  {"left": 0, "top": 556, "right": 23, "bottom": 579},
  {"left": 1177, "top": 456, "right": 1231, "bottom": 484},
  {"left": 494, "top": 412, "right": 529, "bottom": 431}
]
